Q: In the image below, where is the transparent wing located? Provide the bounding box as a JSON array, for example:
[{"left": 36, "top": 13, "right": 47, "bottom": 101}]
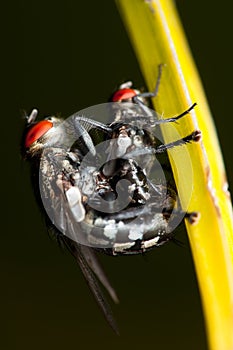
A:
[
  {"left": 59, "top": 236, "right": 119, "bottom": 334},
  {"left": 79, "top": 244, "right": 119, "bottom": 304},
  {"left": 39, "top": 146, "right": 119, "bottom": 331}
]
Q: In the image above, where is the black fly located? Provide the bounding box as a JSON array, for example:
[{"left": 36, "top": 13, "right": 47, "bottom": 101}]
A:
[{"left": 22, "top": 67, "right": 201, "bottom": 333}]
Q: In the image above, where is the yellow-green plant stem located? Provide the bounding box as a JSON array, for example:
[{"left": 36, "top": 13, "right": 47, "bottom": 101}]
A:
[{"left": 116, "top": 1, "right": 233, "bottom": 349}]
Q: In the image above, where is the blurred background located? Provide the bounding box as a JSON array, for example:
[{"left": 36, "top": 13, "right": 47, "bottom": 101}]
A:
[{"left": 2, "top": 1, "right": 233, "bottom": 349}]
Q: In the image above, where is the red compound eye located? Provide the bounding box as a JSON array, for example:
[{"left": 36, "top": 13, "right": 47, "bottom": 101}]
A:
[
  {"left": 111, "top": 88, "right": 137, "bottom": 102},
  {"left": 25, "top": 120, "right": 53, "bottom": 148}
]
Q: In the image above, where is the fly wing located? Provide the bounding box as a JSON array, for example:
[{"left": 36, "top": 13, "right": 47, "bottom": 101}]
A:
[
  {"left": 60, "top": 236, "right": 119, "bottom": 334},
  {"left": 38, "top": 147, "right": 119, "bottom": 331},
  {"left": 78, "top": 244, "right": 119, "bottom": 304}
]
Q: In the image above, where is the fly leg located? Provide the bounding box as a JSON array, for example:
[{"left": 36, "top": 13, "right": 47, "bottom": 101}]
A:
[
  {"left": 162, "top": 207, "right": 200, "bottom": 225},
  {"left": 71, "top": 115, "right": 112, "bottom": 156},
  {"left": 132, "top": 64, "right": 197, "bottom": 124},
  {"left": 72, "top": 120, "right": 97, "bottom": 156},
  {"left": 133, "top": 63, "right": 164, "bottom": 103},
  {"left": 72, "top": 114, "right": 112, "bottom": 134},
  {"left": 155, "top": 208, "right": 200, "bottom": 246},
  {"left": 152, "top": 103, "right": 197, "bottom": 125},
  {"left": 155, "top": 130, "right": 201, "bottom": 153},
  {"left": 131, "top": 64, "right": 163, "bottom": 116},
  {"left": 123, "top": 130, "right": 201, "bottom": 159}
]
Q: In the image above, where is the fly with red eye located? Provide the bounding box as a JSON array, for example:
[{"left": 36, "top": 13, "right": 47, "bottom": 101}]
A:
[
  {"left": 110, "top": 64, "right": 164, "bottom": 109},
  {"left": 22, "top": 66, "right": 201, "bottom": 334},
  {"left": 22, "top": 109, "right": 120, "bottom": 333}
]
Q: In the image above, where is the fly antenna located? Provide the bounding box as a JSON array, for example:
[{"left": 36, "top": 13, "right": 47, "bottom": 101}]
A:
[{"left": 27, "top": 109, "right": 38, "bottom": 124}]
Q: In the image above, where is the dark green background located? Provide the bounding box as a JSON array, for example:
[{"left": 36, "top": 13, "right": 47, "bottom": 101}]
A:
[{"left": 2, "top": 1, "right": 233, "bottom": 349}]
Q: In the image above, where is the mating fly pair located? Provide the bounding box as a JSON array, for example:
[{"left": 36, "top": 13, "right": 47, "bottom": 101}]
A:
[{"left": 22, "top": 66, "right": 200, "bottom": 333}]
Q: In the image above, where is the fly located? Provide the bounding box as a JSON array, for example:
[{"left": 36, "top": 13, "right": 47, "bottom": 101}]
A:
[{"left": 22, "top": 66, "right": 201, "bottom": 333}]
